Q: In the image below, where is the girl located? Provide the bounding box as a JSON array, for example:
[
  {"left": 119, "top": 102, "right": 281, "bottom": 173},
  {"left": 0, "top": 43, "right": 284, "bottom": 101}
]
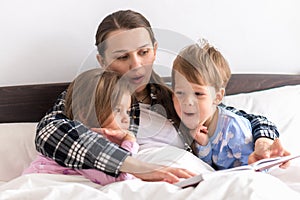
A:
[{"left": 24, "top": 69, "right": 139, "bottom": 185}]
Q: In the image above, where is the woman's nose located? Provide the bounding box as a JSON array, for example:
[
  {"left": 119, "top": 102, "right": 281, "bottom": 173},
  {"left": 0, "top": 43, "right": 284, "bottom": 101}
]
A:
[{"left": 129, "top": 54, "right": 141, "bottom": 69}]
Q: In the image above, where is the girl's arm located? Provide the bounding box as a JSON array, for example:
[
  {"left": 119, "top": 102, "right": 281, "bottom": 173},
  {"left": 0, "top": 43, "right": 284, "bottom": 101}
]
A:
[{"left": 35, "top": 91, "right": 195, "bottom": 182}]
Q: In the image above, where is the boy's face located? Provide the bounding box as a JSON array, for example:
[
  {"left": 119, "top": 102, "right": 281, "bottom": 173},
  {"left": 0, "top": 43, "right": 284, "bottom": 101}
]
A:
[
  {"left": 102, "top": 92, "right": 131, "bottom": 130},
  {"left": 172, "top": 73, "right": 216, "bottom": 130}
]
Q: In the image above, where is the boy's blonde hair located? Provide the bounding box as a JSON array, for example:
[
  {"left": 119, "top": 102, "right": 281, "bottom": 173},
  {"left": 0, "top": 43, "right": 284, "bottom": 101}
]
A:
[
  {"left": 204, "top": 45, "right": 231, "bottom": 88},
  {"left": 65, "top": 68, "right": 129, "bottom": 128},
  {"left": 172, "top": 43, "right": 226, "bottom": 91}
]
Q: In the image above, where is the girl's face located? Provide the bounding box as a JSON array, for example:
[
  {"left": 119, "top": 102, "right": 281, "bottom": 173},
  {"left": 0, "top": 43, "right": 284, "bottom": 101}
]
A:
[
  {"left": 102, "top": 92, "right": 132, "bottom": 130},
  {"left": 98, "top": 28, "right": 157, "bottom": 93},
  {"left": 172, "top": 73, "right": 217, "bottom": 130}
]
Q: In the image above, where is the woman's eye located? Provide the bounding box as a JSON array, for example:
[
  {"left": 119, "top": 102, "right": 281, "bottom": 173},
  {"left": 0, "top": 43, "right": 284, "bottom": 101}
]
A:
[
  {"left": 140, "top": 49, "right": 149, "bottom": 56},
  {"left": 117, "top": 55, "right": 128, "bottom": 60}
]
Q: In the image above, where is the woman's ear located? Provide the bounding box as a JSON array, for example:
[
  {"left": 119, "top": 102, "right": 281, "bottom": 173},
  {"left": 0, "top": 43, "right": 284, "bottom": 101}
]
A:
[
  {"left": 214, "top": 88, "right": 225, "bottom": 105},
  {"left": 153, "top": 42, "right": 158, "bottom": 57},
  {"left": 96, "top": 54, "right": 106, "bottom": 67}
]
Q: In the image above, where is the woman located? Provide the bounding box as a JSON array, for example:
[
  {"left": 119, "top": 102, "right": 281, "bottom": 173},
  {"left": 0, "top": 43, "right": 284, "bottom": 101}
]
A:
[{"left": 35, "top": 9, "right": 288, "bottom": 183}]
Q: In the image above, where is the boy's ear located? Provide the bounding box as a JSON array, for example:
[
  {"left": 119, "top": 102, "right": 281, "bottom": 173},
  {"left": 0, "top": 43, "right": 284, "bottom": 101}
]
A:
[
  {"left": 96, "top": 54, "right": 106, "bottom": 67},
  {"left": 214, "top": 88, "right": 225, "bottom": 105}
]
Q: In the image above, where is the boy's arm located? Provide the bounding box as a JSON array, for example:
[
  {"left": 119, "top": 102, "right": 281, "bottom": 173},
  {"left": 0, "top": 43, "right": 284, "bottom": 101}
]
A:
[
  {"left": 35, "top": 91, "right": 130, "bottom": 177},
  {"left": 220, "top": 103, "right": 279, "bottom": 141}
]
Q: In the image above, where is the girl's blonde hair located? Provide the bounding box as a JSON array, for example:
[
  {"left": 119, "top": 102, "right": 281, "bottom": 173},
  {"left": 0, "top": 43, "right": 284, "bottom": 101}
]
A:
[
  {"left": 172, "top": 43, "right": 225, "bottom": 91},
  {"left": 65, "top": 68, "right": 129, "bottom": 128}
]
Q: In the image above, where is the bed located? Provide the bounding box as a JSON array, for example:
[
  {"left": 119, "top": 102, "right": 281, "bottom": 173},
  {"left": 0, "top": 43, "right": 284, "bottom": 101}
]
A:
[{"left": 1, "top": 74, "right": 300, "bottom": 199}]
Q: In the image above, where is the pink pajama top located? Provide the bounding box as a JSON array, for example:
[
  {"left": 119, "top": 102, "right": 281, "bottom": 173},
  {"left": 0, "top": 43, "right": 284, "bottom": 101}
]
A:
[{"left": 23, "top": 140, "right": 139, "bottom": 185}]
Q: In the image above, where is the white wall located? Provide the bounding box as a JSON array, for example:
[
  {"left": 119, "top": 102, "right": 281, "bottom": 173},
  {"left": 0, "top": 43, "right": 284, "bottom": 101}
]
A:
[{"left": 1, "top": 0, "right": 299, "bottom": 86}]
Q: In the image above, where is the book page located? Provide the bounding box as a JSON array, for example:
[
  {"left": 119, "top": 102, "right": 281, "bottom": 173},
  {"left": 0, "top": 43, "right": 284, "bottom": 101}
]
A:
[{"left": 174, "top": 154, "right": 300, "bottom": 188}]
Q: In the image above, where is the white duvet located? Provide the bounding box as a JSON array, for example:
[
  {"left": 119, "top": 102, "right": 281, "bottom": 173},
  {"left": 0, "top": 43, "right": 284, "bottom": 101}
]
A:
[{"left": 1, "top": 146, "right": 300, "bottom": 200}]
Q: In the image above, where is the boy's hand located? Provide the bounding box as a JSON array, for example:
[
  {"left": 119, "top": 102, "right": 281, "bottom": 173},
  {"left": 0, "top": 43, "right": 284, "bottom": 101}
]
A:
[
  {"left": 191, "top": 125, "right": 209, "bottom": 146},
  {"left": 248, "top": 138, "right": 291, "bottom": 168}
]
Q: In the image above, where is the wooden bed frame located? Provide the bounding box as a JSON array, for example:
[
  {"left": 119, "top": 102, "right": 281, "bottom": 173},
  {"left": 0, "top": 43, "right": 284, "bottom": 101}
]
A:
[{"left": 0, "top": 74, "right": 300, "bottom": 123}]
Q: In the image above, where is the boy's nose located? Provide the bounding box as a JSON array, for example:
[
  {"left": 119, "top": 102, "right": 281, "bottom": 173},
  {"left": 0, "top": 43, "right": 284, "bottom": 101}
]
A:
[{"left": 183, "top": 95, "right": 195, "bottom": 106}]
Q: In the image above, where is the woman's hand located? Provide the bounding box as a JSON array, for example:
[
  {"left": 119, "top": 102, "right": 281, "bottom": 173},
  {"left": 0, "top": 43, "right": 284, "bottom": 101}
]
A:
[
  {"left": 121, "top": 156, "right": 196, "bottom": 183},
  {"left": 191, "top": 125, "right": 209, "bottom": 146},
  {"left": 91, "top": 128, "right": 136, "bottom": 145},
  {"left": 248, "top": 138, "right": 291, "bottom": 168}
]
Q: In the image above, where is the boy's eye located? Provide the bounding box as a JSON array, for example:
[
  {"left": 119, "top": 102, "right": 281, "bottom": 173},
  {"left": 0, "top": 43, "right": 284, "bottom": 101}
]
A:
[{"left": 195, "top": 92, "right": 204, "bottom": 96}]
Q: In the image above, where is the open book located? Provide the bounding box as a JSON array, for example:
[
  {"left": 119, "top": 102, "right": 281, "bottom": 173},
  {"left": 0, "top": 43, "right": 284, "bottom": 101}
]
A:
[{"left": 174, "top": 154, "right": 300, "bottom": 188}]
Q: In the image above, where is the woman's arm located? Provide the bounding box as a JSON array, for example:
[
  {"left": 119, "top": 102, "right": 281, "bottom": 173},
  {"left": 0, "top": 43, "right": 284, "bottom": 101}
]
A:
[
  {"left": 36, "top": 91, "right": 196, "bottom": 181},
  {"left": 220, "top": 104, "right": 279, "bottom": 141},
  {"left": 35, "top": 91, "right": 130, "bottom": 177}
]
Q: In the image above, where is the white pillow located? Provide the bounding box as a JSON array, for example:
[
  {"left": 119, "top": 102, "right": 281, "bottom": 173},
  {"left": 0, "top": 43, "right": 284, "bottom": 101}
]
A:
[
  {"left": 223, "top": 85, "right": 300, "bottom": 154},
  {"left": 0, "top": 123, "right": 38, "bottom": 182}
]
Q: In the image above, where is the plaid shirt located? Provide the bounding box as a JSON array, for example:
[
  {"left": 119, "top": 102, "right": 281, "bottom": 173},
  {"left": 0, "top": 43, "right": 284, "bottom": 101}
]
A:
[{"left": 35, "top": 85, "right": 279, "bottom": 177}]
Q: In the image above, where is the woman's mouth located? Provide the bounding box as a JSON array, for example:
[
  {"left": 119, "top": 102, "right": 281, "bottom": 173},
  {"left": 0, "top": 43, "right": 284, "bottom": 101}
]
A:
[{"left": 130, "top": 75, "right": 144, "bottom": 84}]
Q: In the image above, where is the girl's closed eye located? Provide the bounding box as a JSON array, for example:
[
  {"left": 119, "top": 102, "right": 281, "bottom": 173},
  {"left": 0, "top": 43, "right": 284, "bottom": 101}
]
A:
[
  {"left": 114, "top": 107, "right": 121, "bottom": 113},
  {"left": 175, "top": 90, "right": 185, "bottom": 97}
]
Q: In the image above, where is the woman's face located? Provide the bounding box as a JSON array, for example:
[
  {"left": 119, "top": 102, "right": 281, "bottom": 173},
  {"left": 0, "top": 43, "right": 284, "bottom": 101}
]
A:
[{"left": 98, "top": 28, "right": 157, "bottom": 93}]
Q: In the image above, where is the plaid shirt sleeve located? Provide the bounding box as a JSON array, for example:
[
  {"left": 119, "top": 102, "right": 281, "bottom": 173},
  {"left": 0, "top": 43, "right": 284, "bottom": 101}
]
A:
[
  {"left": 35, "top": 91, "right": 131, "bottom": 177},
  {"left": 220, "top": 103, "right": 279, "bottom": 142}
]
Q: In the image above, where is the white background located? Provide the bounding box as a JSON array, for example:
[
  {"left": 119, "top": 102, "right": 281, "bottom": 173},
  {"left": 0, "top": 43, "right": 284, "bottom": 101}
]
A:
[{"left": 1, "top": 0, "right": 299, "bottom": 86}]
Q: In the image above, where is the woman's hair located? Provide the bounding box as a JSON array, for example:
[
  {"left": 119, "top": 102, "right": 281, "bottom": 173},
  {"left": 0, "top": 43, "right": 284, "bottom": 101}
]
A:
[
  {"left": 64, "top": 68, "right": 129, "bottom": 128},
  {"left": 172, "top": 43, "right": 225, "bottom": 91},
  {"left": 95, "top": 9, "right": 156, "bottom": 57}
]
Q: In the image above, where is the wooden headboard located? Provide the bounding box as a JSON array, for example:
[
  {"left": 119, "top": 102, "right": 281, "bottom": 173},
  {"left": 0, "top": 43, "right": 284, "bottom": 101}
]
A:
[{"left": 1, "top": 74, "right": 300, "bottom": 123}]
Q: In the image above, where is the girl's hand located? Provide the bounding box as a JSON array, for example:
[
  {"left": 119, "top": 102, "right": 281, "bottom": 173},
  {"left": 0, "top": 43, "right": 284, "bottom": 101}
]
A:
[
  {"left": 91, "top": 128, "right": 136, "bottom": 145},
  {"left": 191, "top": 125, "right": 209, "bottom": 146}
]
